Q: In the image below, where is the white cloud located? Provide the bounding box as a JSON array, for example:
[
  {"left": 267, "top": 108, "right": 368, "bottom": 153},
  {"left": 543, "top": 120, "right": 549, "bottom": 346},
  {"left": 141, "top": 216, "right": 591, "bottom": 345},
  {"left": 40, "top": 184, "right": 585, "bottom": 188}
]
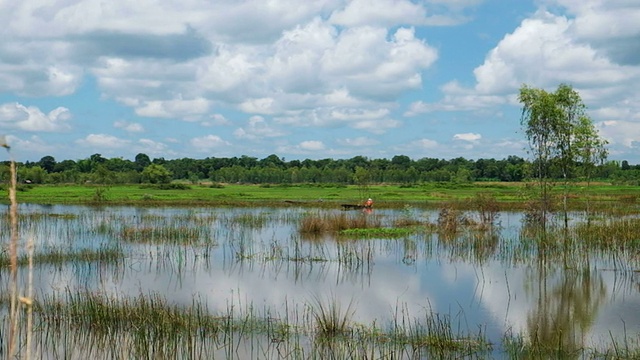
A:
[
  {"left": 0, "top": 102, "right": 71, "bottom": 132},
  {"left": 598, "top": 120, "right": 640, "bottom": 148},
  {"left": 202, "top": 114, "right": 231, "bottom": 127},
  {"left": 453, "top": 133, "right": 481, "bottom": 141},
  {"left": 233, "top": 116, "right": 286, "bottom": 140},
  {"left": 352, "top": 119, "right": 402, "bottom": 134},
  {"left": 410, "top": 138, "right": 439, "bottom": 149},
  {"left": 299, "top": 140, "right": 325, "bottom": 151},
  {"left": 337, "top": 137, "right": 379, "bottom": 147},
  {"left": 135, "top": 97, "right": 211, "bottom": 120},
  {"left": 114, "top": 120, "right": 144, "bottom": 133},
  {"left": 0, "top": 135, "right": 61, "bottom": 157},
  {"left": 190, "top": 135, "right": 231, "bottom": 152},
  {"left": 76, "top": 134, "right": 130, "bottom": 149},
  {"left": 329, "top": 0, "right": 429, "bottom": 27},
  {"left": 135, "top": 138, "right": 171, "bottom": 157}
]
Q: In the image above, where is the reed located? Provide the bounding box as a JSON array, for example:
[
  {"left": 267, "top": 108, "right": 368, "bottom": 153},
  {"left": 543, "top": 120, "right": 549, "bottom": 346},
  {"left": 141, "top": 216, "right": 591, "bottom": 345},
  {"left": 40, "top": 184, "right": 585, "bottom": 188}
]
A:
[
  {"left": 299, "top": 212, "right": 382, "bottom": 235},
  {"left": 0, "top": 245, "right": 124, "bottom": 267},
  {"left": 309, "top": 296, "right": 356, "bottom": 338},
  {"left": 119, "top": 225, "right": 211, "bottom": 245},
  {"left": 573, "top": 217, "right": 640, "bottom": 250}
]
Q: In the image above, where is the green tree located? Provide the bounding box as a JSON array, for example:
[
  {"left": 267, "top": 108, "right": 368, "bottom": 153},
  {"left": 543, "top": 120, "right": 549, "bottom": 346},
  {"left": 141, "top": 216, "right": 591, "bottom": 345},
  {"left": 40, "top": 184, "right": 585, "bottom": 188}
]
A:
[
  {"left": 38, "top": 156, "right": 56, "bottom": 173},
  {"left": 134, "top": 153, "right": 151, "bottom": 171},
  {"left": 519, "top": 84, "right": 607, "bottom": 231},
  {"left": 141, "top": 164, "right": 173, "bottom": 184}
]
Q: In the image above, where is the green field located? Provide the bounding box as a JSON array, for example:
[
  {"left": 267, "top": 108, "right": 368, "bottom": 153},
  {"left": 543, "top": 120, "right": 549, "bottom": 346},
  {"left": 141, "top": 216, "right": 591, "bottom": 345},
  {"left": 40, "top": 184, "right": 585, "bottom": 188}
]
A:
[{"left": 4, "top": 182, "right": 640, "bottom": 208}]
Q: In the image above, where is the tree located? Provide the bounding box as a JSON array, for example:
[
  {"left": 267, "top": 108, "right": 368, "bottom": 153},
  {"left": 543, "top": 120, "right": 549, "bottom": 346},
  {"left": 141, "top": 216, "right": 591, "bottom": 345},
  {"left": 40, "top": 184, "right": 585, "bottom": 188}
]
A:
[
  {"left": 141, "top": 164, "right": 173, "bottom": 184},
  {"left": 134, "top": 153, "right": 151, "bottom": 171},
  {"left": 519, "top": 84, "right": 607, "bottom": 231},
  {"left": 38, "top": 156, "right": 56, "bottom": 173}
]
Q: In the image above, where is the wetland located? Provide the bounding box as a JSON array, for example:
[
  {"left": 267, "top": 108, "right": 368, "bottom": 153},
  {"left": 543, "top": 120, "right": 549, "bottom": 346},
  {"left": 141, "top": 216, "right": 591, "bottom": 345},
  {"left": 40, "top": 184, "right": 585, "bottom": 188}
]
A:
[{"left": 2, "top": 200, "right": 640, "bottom": 359}]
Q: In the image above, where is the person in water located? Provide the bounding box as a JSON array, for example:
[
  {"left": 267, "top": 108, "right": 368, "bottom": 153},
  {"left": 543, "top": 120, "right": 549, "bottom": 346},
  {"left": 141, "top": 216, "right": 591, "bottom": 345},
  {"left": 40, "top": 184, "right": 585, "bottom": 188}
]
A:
[{"left": 364, "top": 198, "right": 373, "bottom": 208}]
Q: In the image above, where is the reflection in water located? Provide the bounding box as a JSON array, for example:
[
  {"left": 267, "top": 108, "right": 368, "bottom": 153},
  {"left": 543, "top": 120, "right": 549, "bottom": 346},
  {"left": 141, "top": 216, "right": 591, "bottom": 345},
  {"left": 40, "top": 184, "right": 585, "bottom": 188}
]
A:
[{"left": 525, "top": 258, "right": 607, "bottom": 356}]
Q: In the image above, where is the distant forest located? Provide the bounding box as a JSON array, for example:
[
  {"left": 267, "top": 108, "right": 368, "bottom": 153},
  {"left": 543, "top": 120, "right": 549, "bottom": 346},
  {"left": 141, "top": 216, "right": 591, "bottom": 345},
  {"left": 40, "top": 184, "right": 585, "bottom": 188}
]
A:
[{"left": 3, "top": 153, "right": 640, "bottom": 185}]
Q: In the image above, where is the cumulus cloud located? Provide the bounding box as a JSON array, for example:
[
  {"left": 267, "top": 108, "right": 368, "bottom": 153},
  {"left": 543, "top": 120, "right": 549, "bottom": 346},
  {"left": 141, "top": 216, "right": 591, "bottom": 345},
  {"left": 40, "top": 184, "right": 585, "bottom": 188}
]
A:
[
  {"left": 329, "top": 0, "right": 429, "bottom": 27},
  {"left": 298, "top": 140, "right": 325, "bottom": 151},
  {"left": 76, "top": 134, "right": 130, "bottom": 149},
  {"left": 453, "top": 133, "right": 481, "bottom": 141},
  {"left": 409, "top": 138, "right": 439, "bottom": 149},
  {"left": 0, "top": 102, "right": 71, "bottom": 132},
  {"left": 136, "top": 138, "right": 171, "bottom": 157},
  {"left": 337, "top": 137, "right": 380, "bottom": 147},
  {"left": 190, "top": 134, "right": 231, "bottom": 152},
  {"left": 134, "top": 97, "right": 211, "bottom": 120},
  {"left": 202, "top": 114, "right": 231, "bottom": 127},
  {"left": 233, "top": 116, "right": 286, "bottom": 140},
  {"left": 598, "top": 120, "right": 640, "bottom": 148},
  {"left": 114, "top": 120, "right": 144, "bottom": 133}
]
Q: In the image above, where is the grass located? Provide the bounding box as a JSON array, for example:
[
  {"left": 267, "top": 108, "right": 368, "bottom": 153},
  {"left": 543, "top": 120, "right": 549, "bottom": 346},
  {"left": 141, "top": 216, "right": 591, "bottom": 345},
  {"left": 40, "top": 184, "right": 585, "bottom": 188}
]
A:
[
  {"left": 28, "top": 290, "right": 495, "bottom": 359},
  {"left": 119, "top": 225, "right": 211, "bottom": 245},
  {"left": 0, "top": 245, "right": 124, "bottom": 267},
  {"left": 6, "top": 182, "right": 640, "bottom": 209},
  {"left": 298, "top": 212, "right": 382, "bottom": 234}
]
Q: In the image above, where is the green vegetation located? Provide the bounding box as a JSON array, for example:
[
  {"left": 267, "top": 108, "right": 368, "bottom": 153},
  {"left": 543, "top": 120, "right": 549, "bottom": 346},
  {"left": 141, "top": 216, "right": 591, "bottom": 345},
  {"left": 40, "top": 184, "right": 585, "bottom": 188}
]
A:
[
  {"left": 5, "top": 182, "right": 640, "bottom": 208},
  {"left": 29, "top": 290, "right": 492, "bottom": 359},
  {"left": 0, "top": 245, "right": 124, "bottom": 267}
]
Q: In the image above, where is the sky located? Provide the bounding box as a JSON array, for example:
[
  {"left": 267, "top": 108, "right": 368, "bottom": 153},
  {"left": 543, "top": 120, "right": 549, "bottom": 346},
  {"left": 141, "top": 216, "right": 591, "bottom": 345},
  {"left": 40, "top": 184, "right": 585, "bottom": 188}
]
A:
[{"left": 1, "top": 0, "right": 639, "bottom": 164}]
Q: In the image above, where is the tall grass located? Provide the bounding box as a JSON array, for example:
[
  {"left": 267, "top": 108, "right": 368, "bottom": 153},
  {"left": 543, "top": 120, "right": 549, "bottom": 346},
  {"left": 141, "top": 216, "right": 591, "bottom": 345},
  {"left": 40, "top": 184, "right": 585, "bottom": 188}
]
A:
[
  {"left": 29, "top": 290, "right": 495, "bottom": 359},
  {"left": 299, "top": 211, "right": 382, "bottom": 235}
]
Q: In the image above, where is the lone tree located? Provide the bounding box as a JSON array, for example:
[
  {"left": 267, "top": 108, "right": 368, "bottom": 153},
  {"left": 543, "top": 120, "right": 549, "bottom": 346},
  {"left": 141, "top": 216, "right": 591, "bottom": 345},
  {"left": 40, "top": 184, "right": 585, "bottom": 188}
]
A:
[{"left": 518, "top": 83, "right": 607, "bottom": 230}]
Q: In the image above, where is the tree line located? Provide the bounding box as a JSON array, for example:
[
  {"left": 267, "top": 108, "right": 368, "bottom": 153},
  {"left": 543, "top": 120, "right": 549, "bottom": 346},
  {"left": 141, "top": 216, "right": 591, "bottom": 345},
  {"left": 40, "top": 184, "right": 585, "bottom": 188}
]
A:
[{"left": 1, "top": 152, "right": 638, "bottom": 186}]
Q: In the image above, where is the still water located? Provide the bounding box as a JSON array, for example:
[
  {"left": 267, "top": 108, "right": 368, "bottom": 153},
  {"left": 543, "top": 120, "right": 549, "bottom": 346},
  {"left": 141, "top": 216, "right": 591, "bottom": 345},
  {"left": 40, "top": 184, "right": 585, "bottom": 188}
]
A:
[{"left": 2, "top": 204, "right": 640, "bottom": 357}]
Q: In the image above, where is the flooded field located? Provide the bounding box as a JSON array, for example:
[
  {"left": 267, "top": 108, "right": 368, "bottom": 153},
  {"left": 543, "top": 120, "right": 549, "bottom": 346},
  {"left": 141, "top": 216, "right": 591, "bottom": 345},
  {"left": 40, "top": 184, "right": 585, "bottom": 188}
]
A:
[{"left": 2, "top": 204, "right": 640, "bottom": 359}]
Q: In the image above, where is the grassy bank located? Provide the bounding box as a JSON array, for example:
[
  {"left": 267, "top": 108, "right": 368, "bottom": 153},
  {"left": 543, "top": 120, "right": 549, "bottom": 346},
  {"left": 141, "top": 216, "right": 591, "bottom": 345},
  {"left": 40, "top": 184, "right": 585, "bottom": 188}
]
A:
[{"left": 4, "top": 182, "right": 640, "bottom": 208}]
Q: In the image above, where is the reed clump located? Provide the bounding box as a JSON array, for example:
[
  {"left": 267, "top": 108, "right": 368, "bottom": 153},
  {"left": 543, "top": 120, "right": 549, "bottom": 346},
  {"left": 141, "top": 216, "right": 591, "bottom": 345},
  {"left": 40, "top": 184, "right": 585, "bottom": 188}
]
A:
[
  {"left": 299, "top": 212, "right": 382, "bottom": 235},
  {"left": 119, "top": 225, "right": 210, "bottom": 245},
  {"left": 0, "top": 245, "right": 124, "bottom": 267},
  {"left": 309, "top": 296, "right": 356, "bottom": 338},
  {"left": 574, "top": 217, "right": 640, "bottom": 250}
]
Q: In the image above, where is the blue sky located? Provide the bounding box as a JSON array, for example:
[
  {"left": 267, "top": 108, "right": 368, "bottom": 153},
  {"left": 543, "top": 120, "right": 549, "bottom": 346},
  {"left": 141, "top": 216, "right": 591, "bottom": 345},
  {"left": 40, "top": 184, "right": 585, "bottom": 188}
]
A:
[{"left": 1, "top": 0, "right": 639, "bottom": 163}]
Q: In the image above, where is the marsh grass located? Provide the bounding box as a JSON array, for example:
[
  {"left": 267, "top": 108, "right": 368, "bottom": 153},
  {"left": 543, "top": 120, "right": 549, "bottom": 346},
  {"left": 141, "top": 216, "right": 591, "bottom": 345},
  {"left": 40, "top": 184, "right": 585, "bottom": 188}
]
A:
[
  {"left": 501, "top": 328, "right": 640, "bottom": 360},
  {"left": 0, "top": 245, "right": 124, "bottom": 267},
  {"left": 309, "top": 296, "right": 356, "bottom": 338},
  {"left": 299, "top": 212, "right": 382, "bottom": 235},
  {"left": 26, "top": 290, "right": 497, "bottom": 359},
  {"left": 574, "top": 217, "right": 640, "bottom": 250},
  {"left": 119, "top": 225, "right": 211, "bottom": 245},
  {"left": 339, "top": 227, "right": 417, "bottom": 238}
]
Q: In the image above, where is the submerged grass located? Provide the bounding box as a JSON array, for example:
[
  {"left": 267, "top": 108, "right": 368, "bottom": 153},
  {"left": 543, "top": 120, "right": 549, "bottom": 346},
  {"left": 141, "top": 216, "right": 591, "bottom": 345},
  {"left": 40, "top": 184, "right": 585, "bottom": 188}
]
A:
[{"left": 0, "top": 245, "right": 124, "bottom": 267}]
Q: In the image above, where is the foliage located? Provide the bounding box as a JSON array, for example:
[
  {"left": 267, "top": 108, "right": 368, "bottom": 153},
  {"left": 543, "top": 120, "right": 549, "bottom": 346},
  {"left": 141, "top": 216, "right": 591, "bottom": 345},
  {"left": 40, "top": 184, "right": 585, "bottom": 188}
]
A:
[
  {"left": 519, "top": 84, "right": 608, "bottom": 230},
  {"left": 141, "top": 164, "right": 173, "bottom": 184}
]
